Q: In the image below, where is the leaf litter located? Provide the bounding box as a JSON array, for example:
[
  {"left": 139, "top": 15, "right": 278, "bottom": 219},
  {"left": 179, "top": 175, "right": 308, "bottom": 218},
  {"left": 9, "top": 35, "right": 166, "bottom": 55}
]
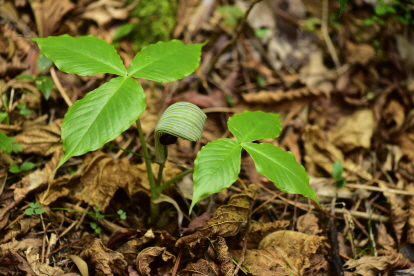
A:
[{"left": 1, "top": 0, "right": 414, "bottom": 275}]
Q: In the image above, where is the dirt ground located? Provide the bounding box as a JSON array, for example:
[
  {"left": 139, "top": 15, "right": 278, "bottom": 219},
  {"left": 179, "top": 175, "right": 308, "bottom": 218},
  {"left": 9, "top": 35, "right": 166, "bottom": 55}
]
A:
[{"left": 1, "top": 0, "right": 414, "bottom": 275}]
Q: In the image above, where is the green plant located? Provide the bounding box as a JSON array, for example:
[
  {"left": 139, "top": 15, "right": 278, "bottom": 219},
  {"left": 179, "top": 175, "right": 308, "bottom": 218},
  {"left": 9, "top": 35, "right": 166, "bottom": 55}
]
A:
[
  {"left": 332, "top": 160, "right": 346, "bottom": 188},
  {"left": 364, "top": 0, "right": 414, "bottom": 26},
  {"left": 33, "top": 35, "right": 319, "bottom": 223},
  {"left": 25, "top": 202, "right": 45, "bottom": 215},
  {"left": 17, "top": 74, "right": 54, "bottom": 100},
  {"left": 9, "top": 162, "right": 35, "bottom": 173},
  {"left": 0, "top": 132, "right": 23, "bottom": 154},
  {"left": 218, "top": 5, "right": 244, "bottom": 27},
  {"left": 191, "top": 111, "right": 318, "bottom": 211},
  {"left": 33, "top": 35, "right": 204, "bottom": 222},
  {"left": 51, "top": 206, "right": 127, "bottom": 234}
]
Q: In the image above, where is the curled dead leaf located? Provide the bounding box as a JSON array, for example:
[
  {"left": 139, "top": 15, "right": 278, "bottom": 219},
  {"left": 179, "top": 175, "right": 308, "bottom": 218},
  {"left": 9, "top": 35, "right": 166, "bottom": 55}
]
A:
[
  {"left": 176, "top": 185, "right": 257, "bottom": 252},
  {"left": 136, "top": 247, "right": 176, "bottom": 276},
  {"left": 238, "top": 230, "right": 327, "bottom": 276},
  {"left": 80, "top": 239, "right": 128, "bottom": 276}
]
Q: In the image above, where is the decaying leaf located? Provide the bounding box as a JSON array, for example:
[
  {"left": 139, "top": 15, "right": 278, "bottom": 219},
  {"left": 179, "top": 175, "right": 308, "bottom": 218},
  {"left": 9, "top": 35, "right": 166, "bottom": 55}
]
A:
[
  {"left": 25, "top": 246, "right": 65, "bottom": 276},
  {"left": 176, "top": 185, "right": 257, "bottom": 251},
  {"left": 242, "top": 87, "right": 328, "bottom": 104},
  {"left": 136, "top": 247, "right": 176, "bottom": 276},
  {"left": 30, "top": 0, "right": 75, "bottom": 37},
  {"left": 343, "top": 250, "right": 412, "bottom": 276},
  {"left": 80, "top": 239, "right": 128, "bottom": 276},
  {"left": 0, "top": 218, "right": 40, "bottom": 244},
  {"left": 239, "top": 230, "right": 327, "bottom": 276},
  {"left": 179, "top": 236, "right": 234, "bottom": 276},
  {"left": 296, "top": 213, "right": 321, "bottom": 235},
  {"left": 39, "top": 152, "right": 181, "bottom": 210},
  {"left": 14, "top": 118, "right": 62, "bottom": 156},
  {"left": 0, "top": 249, "right": 36, "bottom": 276},
  {"left": 328, "top": 109, "right": 376, "bottom": 152},
  {"left": 116, "top": 229, "right": 155, "bottom": 265}
]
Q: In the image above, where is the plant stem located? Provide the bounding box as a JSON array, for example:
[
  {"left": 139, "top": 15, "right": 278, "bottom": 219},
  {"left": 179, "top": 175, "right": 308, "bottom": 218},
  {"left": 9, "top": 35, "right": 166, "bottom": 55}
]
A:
[
  {"left": 156, "top": 145, "right": 167, "bottom": 188},
  {"left": 158, "top": 168, "right": 194, "bottom": 193},
  {"left": 136, "top": 118, "right": 159, "bottom": 223}
]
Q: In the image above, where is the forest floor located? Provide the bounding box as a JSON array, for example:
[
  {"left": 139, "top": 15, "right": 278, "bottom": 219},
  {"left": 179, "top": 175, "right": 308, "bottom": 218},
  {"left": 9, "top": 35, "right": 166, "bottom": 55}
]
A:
[{"left": 1, "top": 0, "right": 414, "bottom": 275}]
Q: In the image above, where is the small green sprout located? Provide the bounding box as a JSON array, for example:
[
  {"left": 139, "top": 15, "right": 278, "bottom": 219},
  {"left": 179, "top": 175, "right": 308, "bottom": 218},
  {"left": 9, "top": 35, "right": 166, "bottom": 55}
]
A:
[{"left": 25, "top": 202, "right": 45, "bottom": 215}]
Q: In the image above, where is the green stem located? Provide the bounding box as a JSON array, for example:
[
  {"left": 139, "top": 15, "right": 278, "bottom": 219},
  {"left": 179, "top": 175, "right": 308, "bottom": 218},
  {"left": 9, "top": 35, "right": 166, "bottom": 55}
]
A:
[
  {"left": 156, "top": 147, "right": 167, "bottom": 188},
  {"left": 136, "top": 118, "right": 159, "bottom": 223},
  {"left": 158, "top": 168, "right": 194, "bottom": 193}
]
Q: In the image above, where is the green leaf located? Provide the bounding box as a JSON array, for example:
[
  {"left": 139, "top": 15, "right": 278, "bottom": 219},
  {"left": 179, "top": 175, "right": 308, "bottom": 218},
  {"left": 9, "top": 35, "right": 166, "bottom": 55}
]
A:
[
  {"left": 16, "top": 74, "right": 35, "bottom": 80},
  {"left": 35, "top": 208, "right": 45, "bottom": 215},
  {"left": 30, "top": 202, "right": 40, "bottom": 208},
  {"left": 242, "top": 143, "right": 319, "bottom": 205},
  {"left": 336, "top": 0, "right": 348, "bottom": 17},
  {"left": 228, "top": 111, "right": 281, "bottom": 143},
  {"left": 57, "top": 77, "right": 146, "bottom": 169},
  {"left": 12, "top": 143, "right": 23, "bottom": 153},
  {"left": 20, "top": 162, "right": 35, "bottom": 171},
  {"left": 375, "top": 6, "right": 388, "bottom": 15},
  {"left": 0, "top": 132, "right": 13, "bottom": 153},
  {"left": 37, "top": 51, "right": 53, "bottom": 73},
  {"left": 113, "top": 23, "right": 136, "bottom": 41},
  {"left": 192, "top": 138, "right": 242, "bottom": 211},
  {"left": 35, "top": 76, "right": 54, "bottom": 99},
  {"left": 332, "top": 160, "right": 343, "bottom": 181},
  {"left": 19, "top": 108, "right": 31, "bottom": 116},
  {"left": 0, "top": 112, "right": 8, "bottom": 123},
  {"left": 127, "top": 40, "right": 204, "bottom": 83},
  {"left": 32, "top": 35, "right": 127, "bottom": 76},
  {"left": 9, "top": 164, "right": 21, "bottom": 173},
  {"left": 25, "top": 208, "right": 34, "bottom": 215}
]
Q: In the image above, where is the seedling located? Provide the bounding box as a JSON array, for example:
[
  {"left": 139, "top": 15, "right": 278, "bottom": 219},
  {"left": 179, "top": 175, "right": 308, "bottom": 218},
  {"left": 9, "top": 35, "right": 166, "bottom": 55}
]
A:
[
  {"left": 0, "top": 132, "right": 23, "bottom": 154},
  {"left": 25, "top": 202, "right": 45, "bottom": 215},
  {"left": 33, "top": 35, "right": 319, "bottom": 223},
  {"left": 17, "top": 74, "right": 54, "bottom": 100},
  {"left": 332, "top": 160, "right": 346, "bottom": 188},
  {"left": 9, "top": 162, "right": 35, "bottom": 173}
]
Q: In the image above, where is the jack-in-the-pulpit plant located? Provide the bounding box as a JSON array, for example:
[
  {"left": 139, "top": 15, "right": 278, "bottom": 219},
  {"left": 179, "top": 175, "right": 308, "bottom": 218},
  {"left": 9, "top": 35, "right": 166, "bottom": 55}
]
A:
[{"left": 33, "top": 35, "right": 319, "bottom": 223}]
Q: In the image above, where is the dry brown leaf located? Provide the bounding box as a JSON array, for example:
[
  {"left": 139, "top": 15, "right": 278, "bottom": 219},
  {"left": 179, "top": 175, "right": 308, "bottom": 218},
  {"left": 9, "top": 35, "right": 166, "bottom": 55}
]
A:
[
  {"left": 328, "top": 109, "right": 376, "bottom": 152},
  {"left": 179, "top": 236, "right": 234, "bottom": 276},
  {"left": 81, "top": 0, "right": 139, "bottom": 27},
  {"left": 241, "top": 87, "right": 327, "bottom": 104},
  {"left": 30, "top": 0, "right": 75, "bottom": 37},
  {"left": 377, "top": 223, "right": 396, "bottom": 252},
  {"left": 407, "top": 184, "right": 414, "bottom": 244},
  {"left": 343, "top": 250, "right": 413, "bottom": 276},
  {"left": 179, "top": 259, "right": 219, "bottom": 276},
  {"left": 383, "top": 100, "right": 405, "bottom": 133},
  {"left": 299, "top": 49, "right": 334, "bottom": 93},
  {"left": 176, "top": 185, "right": 257, "bottom": 251},
  {"left": 80, "top": 239, "right": 128, "bottom": 276},
  {"left": 25, "top": 246, "right": 65, "bottom": 276},
  {"left": 116, "top": 229, "right": 155, "bottom": 265},
  {"left": 397, "top": 133, "right": 414, "bottom": 160},
  {"left": 239, "top": 230, "right": 326, "bottom": 276},
  {"left": 39, "top": 152, "right": 176, "bottom": 210},
  {"left": 14, "top": 118, "right": 62, "bottom": 156},
  {"left": 0, "top": 218, "right": 40, "bottom": 243},
  {"left": 296, "top": 213, "right": 321, "bottom": 235},
  {"left": 136, "top": 247, "right": 176, "bottom": 276},
  {"left": 0, "top": 238, "right": 42, "bottom": 251},
  {"left": 345, "top": 41, "right": 376, "bottom": 65},
  {"left": 232, "top": 220, "right": 290, "bottom": 250},
  {"left": 0, "top": 249, "right": 37, "bottom": 276}
]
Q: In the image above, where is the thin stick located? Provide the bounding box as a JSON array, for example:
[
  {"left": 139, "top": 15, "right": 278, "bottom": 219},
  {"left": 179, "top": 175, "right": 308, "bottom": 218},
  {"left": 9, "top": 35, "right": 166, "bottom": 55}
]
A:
[
  {"left": 50, "top": 67, "right": 72, "bottom": 106},
  {"left": 346, "top": 183, "right": 414, "bottom": 196},
  {"left": 321, "top": 0, "right": 340, "bottom": 69}
]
